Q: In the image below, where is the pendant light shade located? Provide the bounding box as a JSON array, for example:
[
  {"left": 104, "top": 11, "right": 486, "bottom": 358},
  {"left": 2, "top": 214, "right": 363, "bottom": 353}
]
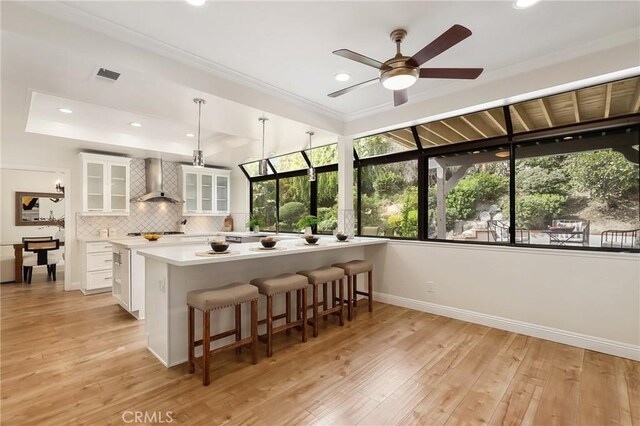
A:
[
  {"left": 258, "top": 117, "right": 269, "bottom": 176},
  {"left": 192, "top": 98, "right": 206, "bottom": 167},
  {"left": 306, "top": 131, "right": 316, "bottom": 182}
]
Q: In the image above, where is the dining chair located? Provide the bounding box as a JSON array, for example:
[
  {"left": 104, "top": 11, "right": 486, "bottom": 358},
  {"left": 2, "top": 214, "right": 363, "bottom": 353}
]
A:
[{"left": 23, "top": 239, "right": 61, "bottom": 283}]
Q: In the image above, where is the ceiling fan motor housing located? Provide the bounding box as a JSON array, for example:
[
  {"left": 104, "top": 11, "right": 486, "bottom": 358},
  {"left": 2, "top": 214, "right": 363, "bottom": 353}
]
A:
[{"left": 380, "top": 56, "right": 419, "bottom": 90}]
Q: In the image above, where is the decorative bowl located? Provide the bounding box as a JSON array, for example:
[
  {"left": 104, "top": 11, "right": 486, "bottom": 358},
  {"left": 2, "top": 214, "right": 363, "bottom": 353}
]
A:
[
  {"left": 142, "top": 232, "right": 163, "bottom": 241},
  {"left": 209, "top": 240, "right": 229, "bottom": 253},
  {"left": 260, "top": 237, "right": 277, "bottom": 248},
  {"left": 305, "top": 236, "right": 319, "bottom": 245},
  {"left": 336, "top": 233, "right": 348, "bottom": 241}
]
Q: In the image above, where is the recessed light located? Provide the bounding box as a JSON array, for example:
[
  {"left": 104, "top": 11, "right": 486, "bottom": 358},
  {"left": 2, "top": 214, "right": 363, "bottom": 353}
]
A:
[
  {"left": 185, "top": 133, "right": 195, "bottom": 138},
  {"left": 334, "top": 73, "right": 351, "bottom": 82},
  {"left": 185, "top": 0, "right": 205, "bottom": 5},
  {"left": 562, "top": 136, "right": 574, "bottom": 141},
  {"left": 513, "top": 0, "right": 540, "bottom": 9},
  {"left": 130, "top": 122, "right": 142, "bottom": 127},
  {"left": 472, "top": 150, "right": 480, "bottom": 154},
  {"left": 58, "top": 108, "right": 73, "bottom": 114},
  {"left": 495, "top": 151, "right": 510, "bottom": 158}
]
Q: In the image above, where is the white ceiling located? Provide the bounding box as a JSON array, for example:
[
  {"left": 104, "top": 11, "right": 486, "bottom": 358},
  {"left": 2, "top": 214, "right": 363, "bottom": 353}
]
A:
[
  {"left": 48, "top": 0, "right": 640, "bottom": 116},
  {"left": 2, "top": 1, "right": 639, "bottom": 168}
]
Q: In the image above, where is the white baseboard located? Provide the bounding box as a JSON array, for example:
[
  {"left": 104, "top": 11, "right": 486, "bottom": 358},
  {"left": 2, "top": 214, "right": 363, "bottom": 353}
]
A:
[{"left": 375, "top": 292, "right": 640, "bottom": 361}]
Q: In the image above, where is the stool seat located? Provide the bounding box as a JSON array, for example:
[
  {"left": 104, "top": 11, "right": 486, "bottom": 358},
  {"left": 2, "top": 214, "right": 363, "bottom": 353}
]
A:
[
  {"left": 251, "top": 273, "right": 308, "bottom": 296},
  {"left": 187, "top": 282, "right": 258, "bottom": 311},
  {"left": 332, "top": 260, "right": 373, "bottom": 276},
  {"left": 297, "top": 266, "right": 344, "bottom": 284}
]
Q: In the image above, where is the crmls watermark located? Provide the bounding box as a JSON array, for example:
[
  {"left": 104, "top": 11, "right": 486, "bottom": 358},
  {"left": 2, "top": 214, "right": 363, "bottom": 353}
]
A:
[{"left": 122, "top": 411, "right": 174, "bottom": 423}]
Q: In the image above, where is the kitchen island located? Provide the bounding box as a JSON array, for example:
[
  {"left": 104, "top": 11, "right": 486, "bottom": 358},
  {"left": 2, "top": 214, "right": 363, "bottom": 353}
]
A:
[{"left": 137, "top": 237, "right": 388, "bottom": 367}]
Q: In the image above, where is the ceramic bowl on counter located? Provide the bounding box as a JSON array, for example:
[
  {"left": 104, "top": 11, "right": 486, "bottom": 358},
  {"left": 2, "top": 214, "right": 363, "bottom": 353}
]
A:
[
  {"left": 142, "top": 232, "right": 164, "bottom": 241},
  {"left": 304, "top": 235, "right": 319, "bottom": 245},
  {"left": 336, "top": 233, "right": 348, "bottom": 241},
  {"left": 260, "top": 237, "right": 278, "bottom": 248},
  {"left": 209, "top": 240, "right": 229, "bottom": 253}
]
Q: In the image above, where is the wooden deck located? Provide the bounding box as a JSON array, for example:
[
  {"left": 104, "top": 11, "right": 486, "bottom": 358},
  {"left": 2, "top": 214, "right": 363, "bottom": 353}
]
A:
[{"left": 1, "top": 279, "right": 638, "bottom": 425}]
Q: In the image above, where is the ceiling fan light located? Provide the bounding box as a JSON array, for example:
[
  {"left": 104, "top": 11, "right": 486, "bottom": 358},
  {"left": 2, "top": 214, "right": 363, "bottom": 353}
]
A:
[{"left": 382, "top": 74, "right": 417, "bottom": 91}]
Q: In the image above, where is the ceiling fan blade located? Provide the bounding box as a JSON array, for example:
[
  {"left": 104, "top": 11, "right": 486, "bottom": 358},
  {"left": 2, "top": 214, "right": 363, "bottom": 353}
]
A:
[
  {"left": 333, "top": 49, "right": 386, "bottom": 70},
  {"left": 393, "top": 89, "right": 408, "bottom": 106},
  {"left": 420, "top": 67, "right": 483, "bottom": 79},
  {"left": 328, "top": 78, "right": 379, "bottom": 98},
  {"left": 407, "top": 24, "right": 472, "bottom": 67}
]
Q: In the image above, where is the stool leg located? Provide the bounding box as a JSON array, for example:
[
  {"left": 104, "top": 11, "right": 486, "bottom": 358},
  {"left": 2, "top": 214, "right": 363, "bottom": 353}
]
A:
[
  {"left": 52, "top": 264, "right": 56, "bottom": 281},
  {"left": 235, "top": 304, "right": 242, "bottom": 355},
  {"left": 202, "top": 310, "right": 211, "bottom": 386},
  {"left": 346, "top": 275, "right": 353, "bottom": 321},
  {"left": 332, "top": 281, "right": 337, "bottom": 308},
  {"left": 301, "top": 288, "right": 308, "bottom": 343},
  {"left": 312, "top": 284, "right": 319, "bottom": 338},
  {"left": 27, "top": 267, "right": 33, "bottom": 284},
  {"left": 368, "top": 270, "right": 373, "bottom": 313},
  {"left": 251, "top": 300, "right": 258, "bottom": 364},
  {"left": 285, "top": 291, "right": 292, "bottom": 336},
  {"left": 266, "top": 295, "right": 273, "bottom": 357},
  {"left": 339, "top": 277, "right": 345, "bottom": 326},
  {"left": 322, "top": 282, "right": 328, "bottom": 321},
  {"left": 353, "top": 274, "right": 358, "bottom": 309},
  {"left": 188, "top": 306, "right": 195, "bottom": 374}
]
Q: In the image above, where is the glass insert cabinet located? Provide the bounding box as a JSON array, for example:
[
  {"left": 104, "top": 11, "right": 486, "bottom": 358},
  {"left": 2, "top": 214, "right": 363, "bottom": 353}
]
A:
[
  {"left": 178, "top": 165, "right": 231, "bottom": 216},
  {"left": 80, "top": 153, "right": 131, "bottom": 215}
]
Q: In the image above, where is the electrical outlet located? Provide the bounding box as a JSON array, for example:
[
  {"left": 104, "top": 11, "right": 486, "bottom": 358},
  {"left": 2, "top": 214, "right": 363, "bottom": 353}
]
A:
[{"left": 426, "top": 281, "right": 435, "bottom": 293}]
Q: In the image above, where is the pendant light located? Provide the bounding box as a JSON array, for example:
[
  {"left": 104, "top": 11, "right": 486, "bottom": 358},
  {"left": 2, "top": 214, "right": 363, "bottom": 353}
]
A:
[
  {"left": 306, "top": 131, "right": 316, "bottom": 182},
  {"left": 192, "top": 98, "right": 206, "bottom": 167},
  {"left": 258, "top": 117, "right": 269, "bottom": 176}
]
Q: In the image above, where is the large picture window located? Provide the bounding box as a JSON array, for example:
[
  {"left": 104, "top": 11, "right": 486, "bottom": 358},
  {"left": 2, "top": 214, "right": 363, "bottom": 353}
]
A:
[
  {"left": 427, "top": 147, "right": 511, "bottom": 243},
  {"left": 251, "top": 180, "right": 277, "bottom": 231},
  {"left": 515, "top": 129, "right": 639, "bottom": 248},
  {"left": 278, "top": 175, "right": 310, "bottom": 233},
  {"left": 360, "top": 160, "right": 418, "bottom": 238},
  {"left": 317, "top": 171, "right": 338, "bottom": 234}
]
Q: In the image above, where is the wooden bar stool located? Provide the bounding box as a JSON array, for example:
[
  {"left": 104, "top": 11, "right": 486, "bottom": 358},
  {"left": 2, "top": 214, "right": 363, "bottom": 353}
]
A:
[
  {"left": 332, "top": 260, "right": 373, "bottom": 321},
  {"left": 250, "top": 273, "right": 308, "bottom": 357},
  {"left": 187, "top": 282, "right": 258, "bottom": 386},
  {"left": 297, "top": 266, "right": 345, "bottom": 338}
]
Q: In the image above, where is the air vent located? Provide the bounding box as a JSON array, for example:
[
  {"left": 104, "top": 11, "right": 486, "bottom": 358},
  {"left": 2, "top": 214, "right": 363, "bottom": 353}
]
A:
[{"left": 96, "top": 68, "right": 120, "bottom": 81}]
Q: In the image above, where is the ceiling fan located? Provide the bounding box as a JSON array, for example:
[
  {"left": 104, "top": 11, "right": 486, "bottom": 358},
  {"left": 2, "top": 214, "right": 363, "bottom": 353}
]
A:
[{"left": 328, "top": 25, "right": 483, "bottom": 107}]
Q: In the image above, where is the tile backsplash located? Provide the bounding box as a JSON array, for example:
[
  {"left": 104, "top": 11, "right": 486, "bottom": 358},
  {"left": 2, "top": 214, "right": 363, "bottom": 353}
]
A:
[{"left": 76, "top": 159, "right": 225, "bottom": 238}]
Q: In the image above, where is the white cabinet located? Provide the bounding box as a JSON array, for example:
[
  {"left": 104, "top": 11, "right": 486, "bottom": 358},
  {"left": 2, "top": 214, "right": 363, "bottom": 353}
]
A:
[
  {"left": 178, "top": 166, "right": 230, "bottom": 216},
  {"left": 80, "top": 153, "right": 131, "bottom": 215},
  {"left": 79, "top": 241, "right": 113, "bottom": 294}
]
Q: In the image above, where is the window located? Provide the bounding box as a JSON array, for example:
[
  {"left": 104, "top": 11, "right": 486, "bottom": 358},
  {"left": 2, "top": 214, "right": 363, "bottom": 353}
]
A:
[
  {"left": 359, "top": 160, "right": 418, "bottom": 238},
  {"left": 270, "top": 152, "right": 307, "bottom": 173},
  {"left": 251, "top": 180, "right": 277, "bottom": 231},
  {"left": 305, "top": 144, "right": 338, "bottom": 167},
  {"left": 354, "top": 129, "right": 418, "bottom": 159},
  {"left": 278, "top": 175, "right": 310, "bottom": 232},
  {"left": 241, "top": 161, "right": 274, "bottom": 177},
  {"left": 316, "top": 171, "right": 338, "bottom": 234},
  {"left": 427, "top": 147, "right": 511, "bottom": 243},
  {"left": 515, "top": 128, "right": 639, "bottom": 248},
  {"left": 417, "top": 107, "right": 507, "bottom": 148}
]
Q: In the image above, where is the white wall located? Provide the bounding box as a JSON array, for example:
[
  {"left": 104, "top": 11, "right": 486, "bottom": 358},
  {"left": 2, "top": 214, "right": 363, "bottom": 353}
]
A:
[{"left": 366, "top": 241, "right": 640, "bottom": 359}]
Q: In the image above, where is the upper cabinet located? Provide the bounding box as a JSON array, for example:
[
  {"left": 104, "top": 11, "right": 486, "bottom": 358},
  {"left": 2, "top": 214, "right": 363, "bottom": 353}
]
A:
[
  {"left": 80, "top": 153, "right": 131, "bottom": 215},
  {"left": 178, "top": 165, "right": 231, "bottom": 216}
]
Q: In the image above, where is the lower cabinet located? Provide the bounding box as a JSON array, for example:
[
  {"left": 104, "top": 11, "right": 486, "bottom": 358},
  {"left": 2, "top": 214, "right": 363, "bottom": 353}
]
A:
[{"left": 79, "top": 240, "right": 113, "bottom": 293}]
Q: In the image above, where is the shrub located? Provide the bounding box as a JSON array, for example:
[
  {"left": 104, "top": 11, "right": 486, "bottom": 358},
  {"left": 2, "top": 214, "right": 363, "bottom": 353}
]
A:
[
  {"left": 516, "top": 166, "right": 570, "bottom": 195},
  {"left": 567, "top": 150, "right": 639, "bottom": 207},
  {"left": 361, "top": 194, "right": 383, "bottom": 228},
  {"left": 279, "top": 202, "right": 306, "bottom": 226},
  {"left": 373, "top": 169, "right": 404, "bottom": 196},
  {"left": 515, "top": 194, "right": 567, "bottom": 229},
  {"left": 445, "top": 172, "right": 509, "bottom": 227}
]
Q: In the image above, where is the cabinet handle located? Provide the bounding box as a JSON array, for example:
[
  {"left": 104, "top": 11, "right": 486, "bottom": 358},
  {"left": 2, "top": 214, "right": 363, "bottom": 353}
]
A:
[
  {"left": 105, "top": 277, "right": 112, "bottom": 280},
  {"left": 105, "top": 259, "right": 112, "bottom": 262},
  {"left": 104, "top": 245, "right": 111, "bottom": 248}
]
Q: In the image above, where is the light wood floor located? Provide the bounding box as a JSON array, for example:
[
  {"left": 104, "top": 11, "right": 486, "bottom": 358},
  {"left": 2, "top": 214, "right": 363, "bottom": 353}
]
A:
[{"left": 1, "top": 279, "right": 638, "bottom": 425}]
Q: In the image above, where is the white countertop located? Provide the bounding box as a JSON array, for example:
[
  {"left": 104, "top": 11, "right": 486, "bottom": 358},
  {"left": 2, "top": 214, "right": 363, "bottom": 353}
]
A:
[
  {"left": 77, "top": 231, "right": 282, "bottom": 243},
  {"left": 137, "top": 237, "right": 388, "bottom": 266}
]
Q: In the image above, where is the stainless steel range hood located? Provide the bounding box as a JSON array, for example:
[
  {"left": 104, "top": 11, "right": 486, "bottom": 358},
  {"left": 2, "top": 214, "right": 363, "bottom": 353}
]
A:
[{"left": 134, "top": 158, "right": 184, "bottom": 203}]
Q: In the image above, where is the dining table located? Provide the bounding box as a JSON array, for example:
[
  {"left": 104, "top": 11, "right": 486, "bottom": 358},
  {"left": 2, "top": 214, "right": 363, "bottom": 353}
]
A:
[
  {"left": 1, "top": 241, "right": 65, "bottom": 283},
  {"left": 541, "top": 229, "right": 585, "bottom": 246}
]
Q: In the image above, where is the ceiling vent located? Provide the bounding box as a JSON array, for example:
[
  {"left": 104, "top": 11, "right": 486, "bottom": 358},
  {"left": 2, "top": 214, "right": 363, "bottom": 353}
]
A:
[{"left": 96, "top": 67, "right": 120, "bottom": 81}]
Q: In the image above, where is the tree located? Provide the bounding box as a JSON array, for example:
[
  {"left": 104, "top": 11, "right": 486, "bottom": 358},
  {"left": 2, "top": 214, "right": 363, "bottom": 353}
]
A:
[{"left": 279, "top": 202, "right": 306, "bottom": 228}]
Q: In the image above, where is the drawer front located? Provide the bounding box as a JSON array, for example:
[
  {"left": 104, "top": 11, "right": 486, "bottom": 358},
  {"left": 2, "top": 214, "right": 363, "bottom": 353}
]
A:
[
  {"left": 87, "top": 242, "right": 112, "bottom": 253},
  {"left": 87, "top": 252, "right": 112, "bottom": 271},
  {"left": 87, "top": 270, "right": 112, "bottom": 290}
]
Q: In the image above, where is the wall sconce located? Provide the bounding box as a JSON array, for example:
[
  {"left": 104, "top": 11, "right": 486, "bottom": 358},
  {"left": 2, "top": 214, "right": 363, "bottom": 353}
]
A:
[{"left": 55, "top": 180, "right": 65, "bottom": 194}]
